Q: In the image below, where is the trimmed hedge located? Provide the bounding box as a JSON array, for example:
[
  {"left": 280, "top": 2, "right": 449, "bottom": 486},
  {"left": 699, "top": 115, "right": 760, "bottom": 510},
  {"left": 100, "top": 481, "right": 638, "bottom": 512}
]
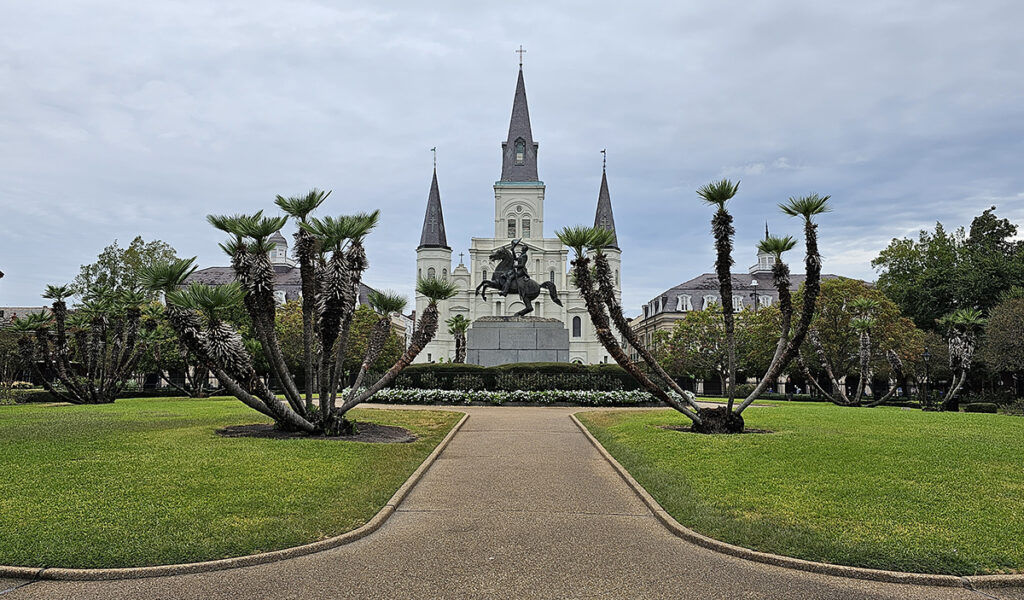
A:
[
  {"left": 380, "top": 362, "right": 640, "bottom": 392},
  {"left": 963, "top": 402, "right": 999, "bottom": 414},
  {"left": 9, "top": 389, "right": 191, "bottom": 404},
  {"left": 368, "top": 388, "right": 658, "bottom": 406}
]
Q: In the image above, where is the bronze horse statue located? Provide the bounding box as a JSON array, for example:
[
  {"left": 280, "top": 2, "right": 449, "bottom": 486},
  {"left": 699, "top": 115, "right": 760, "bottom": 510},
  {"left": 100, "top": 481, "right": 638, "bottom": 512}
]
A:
[{"left": 475, "top": 245, "right": 562, "bottom": 317}]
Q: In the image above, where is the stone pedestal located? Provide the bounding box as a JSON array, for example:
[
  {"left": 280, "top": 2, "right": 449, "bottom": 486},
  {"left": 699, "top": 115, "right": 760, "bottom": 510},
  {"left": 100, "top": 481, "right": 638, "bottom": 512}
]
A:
[{"left": 466, "top": 317, "right": 570, "bottom": 366}]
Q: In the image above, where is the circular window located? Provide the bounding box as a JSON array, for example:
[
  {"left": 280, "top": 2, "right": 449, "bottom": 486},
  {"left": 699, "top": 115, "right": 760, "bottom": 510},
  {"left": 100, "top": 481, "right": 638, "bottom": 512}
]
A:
[{"left": 516, "top": 206, "right": 523, "bottom": 213}]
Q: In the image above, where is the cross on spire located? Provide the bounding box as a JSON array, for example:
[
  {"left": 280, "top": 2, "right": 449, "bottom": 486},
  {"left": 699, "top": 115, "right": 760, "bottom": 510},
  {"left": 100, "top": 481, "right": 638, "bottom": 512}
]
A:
[
  {"left": 459, "top": 252, "right": 465, "bottom": 265},
  {"left": 430, "top": 146, "right": 437, "bottom": 169},
  {"left": 515, "top": 45, "right": 526, "bottom": 68},
  {"left": 601, "top": 148, "right": 606, "bottom": 171}
]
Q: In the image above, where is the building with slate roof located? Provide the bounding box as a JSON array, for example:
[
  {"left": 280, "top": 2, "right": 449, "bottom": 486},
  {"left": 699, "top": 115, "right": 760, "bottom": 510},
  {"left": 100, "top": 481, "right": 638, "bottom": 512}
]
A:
[
  {"left": 414, "top": 63, "right": 621, "bottom": 364},
  {"left": 628, "top": 226, "right": 841, "bottom": 363}
]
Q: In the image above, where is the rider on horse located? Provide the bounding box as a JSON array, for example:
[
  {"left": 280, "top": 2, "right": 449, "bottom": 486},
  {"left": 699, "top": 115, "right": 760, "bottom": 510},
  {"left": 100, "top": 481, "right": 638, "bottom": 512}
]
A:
[{"left": 501, "top": 238, "right": 529, "bottom": 296}]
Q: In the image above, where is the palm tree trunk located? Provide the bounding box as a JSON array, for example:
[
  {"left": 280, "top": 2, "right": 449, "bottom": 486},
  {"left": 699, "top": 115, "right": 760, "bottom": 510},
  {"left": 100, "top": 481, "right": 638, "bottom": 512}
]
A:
[
  {"left": 592, "top": 252, "right": 702, "bottom": 412},
  {"left": 711, "top": 208, "right": 737, "bottom": 410},
  {"left": 736, "top": 219, "right": 822, "bottom": 413},
  {"left": 571, "top": 255, "right": 702, "bottom": 423},
  {"left": 294, "top": 230, "right": 319, "bottom": 412}
]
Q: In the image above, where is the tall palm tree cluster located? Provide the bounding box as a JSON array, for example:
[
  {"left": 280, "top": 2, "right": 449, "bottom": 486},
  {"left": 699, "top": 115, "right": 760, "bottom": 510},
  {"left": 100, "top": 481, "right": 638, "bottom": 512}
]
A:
[
  {"left": 557, "top": 180, "right": 831, "bottom": 433},
  {"left": 446, "top": 314, "right": 469, "bottom": 363},
  {"left": 141, "top": 189, "right": 457, "bottom": 435},
  {"left": 11, "top": 284, "right": 146, "bottom": 404}
]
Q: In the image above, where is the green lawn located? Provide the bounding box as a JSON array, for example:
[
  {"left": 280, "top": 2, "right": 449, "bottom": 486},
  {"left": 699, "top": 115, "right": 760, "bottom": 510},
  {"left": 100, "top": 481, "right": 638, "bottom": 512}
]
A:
[
  {"left": 578, "top": 403, "right": 1024, "bottom": 575},
  {"left": 0, "top": 397, "right": 462, "bottom": 568}
]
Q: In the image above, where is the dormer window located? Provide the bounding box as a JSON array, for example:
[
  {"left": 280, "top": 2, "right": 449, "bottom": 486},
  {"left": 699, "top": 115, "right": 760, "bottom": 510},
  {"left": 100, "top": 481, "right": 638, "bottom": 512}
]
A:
[{"left": 515, "top": 139, "right": 525, "bottom": 164}]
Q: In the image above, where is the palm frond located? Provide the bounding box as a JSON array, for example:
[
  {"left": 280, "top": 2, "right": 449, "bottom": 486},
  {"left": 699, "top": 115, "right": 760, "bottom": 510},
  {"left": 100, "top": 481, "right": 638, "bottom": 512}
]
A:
[
  {"left": 849, "top": 297, "right": 880, "bottom": 314},
  {"left": 697, "top": 179, "right": 740, "bottom": 208},
  {"left": 207, "top": 212, "right": 262, "bottom": 236},
  {"left": 779, "top": 194, "right": 832, "bottom": 220},
  {"left": 850, "top": 316, "right": 875, "bottom": 332},
  {"left": 239, "top": 215, "right": 289, "bottom": 242},
  {"left": 756, "top": 235, "right": 797, "bottom": 259},
  {"left": 417, "top": 277, "right": 458, "bottom": 303},
  {"left": 338, "top": 210, "right": 381, "bottom": 242},
  {"left": 42, "top": 284, "right": 73, "bottom": 301},
  {"left": 368, "top": 289, "right": 408, "bottom": 315},
  {"left": 11, "top": 312, "right": 52, "bottom": 332},
  {"left": 939, "top": 307, "right": 986, "bottom": 331},
  {"left": 166, "top": 282, "right": 245, "bottom": 322},
  {"left": 556, "top": 225, "right": 597, "bottom": 255},
  {"left": 586, "top": 227, "right": 617, "bottom": 251},
  {"left": 139, "top": 257, "right": 198, "bottom": 292},
  {"left": 275, "top": 188, "right": 331, "bottom": 220},
  {"left": 446, "top": 314, "right": 470, "bottom": 334}
]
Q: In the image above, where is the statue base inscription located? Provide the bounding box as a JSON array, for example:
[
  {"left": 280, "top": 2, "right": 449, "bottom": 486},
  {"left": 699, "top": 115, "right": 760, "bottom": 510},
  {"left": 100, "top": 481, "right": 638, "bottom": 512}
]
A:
[{"left": 466, "top": 317, "right": 570, "bottom": 366}]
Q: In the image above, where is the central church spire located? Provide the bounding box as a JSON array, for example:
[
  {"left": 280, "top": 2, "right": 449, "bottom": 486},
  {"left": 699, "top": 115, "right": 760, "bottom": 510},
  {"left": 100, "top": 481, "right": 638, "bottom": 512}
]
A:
[{"left": 500, "top": 65, "right": 539, "bottom": 182}]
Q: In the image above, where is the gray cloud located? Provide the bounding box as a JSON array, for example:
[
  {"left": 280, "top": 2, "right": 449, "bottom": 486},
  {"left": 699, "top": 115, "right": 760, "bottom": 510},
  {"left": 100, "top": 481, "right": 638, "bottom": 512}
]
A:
[{"left": 2, "top": 1, "right": 1022, "bottom": 316}]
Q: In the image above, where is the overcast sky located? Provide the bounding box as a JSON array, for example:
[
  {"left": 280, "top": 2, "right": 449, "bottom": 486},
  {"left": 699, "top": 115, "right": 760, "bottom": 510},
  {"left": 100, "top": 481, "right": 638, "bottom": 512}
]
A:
[{"left": 2, "top": 1, "right": 1022, "bottom": 316}]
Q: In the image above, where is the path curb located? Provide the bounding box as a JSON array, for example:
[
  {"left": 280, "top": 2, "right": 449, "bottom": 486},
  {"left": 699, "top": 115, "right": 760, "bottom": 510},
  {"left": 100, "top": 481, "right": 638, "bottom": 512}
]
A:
[
  {"left": 570, "top": 412, "right": 1024, "bottom": 589},
  {"left": 0, "top": 412, "right": 469, "bottom": 582}
]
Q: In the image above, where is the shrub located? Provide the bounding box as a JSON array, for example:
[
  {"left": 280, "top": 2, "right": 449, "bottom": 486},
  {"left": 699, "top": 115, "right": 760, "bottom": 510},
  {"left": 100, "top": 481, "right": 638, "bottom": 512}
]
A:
[
  {"left": 962, "top": 402, "right": 999, "bottom": 414},
  {"left": 734, "top": 383, "right": 757, "bottom": 398},
  {"left": 371, "top": 362, "right": 639, "bottom": 392},
  {"left": 364, "top": 388, "right": 659, "bottom": 406}
]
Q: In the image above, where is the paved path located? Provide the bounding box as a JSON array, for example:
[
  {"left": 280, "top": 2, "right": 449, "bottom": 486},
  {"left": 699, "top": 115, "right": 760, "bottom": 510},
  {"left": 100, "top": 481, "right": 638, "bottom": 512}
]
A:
[{"left": 3, "top": 406, "right": 1017, "bottom": 599}]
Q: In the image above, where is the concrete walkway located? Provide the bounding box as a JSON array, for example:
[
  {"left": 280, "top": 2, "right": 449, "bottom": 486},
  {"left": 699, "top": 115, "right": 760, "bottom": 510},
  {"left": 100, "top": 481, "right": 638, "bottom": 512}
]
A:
[{"left": 3, "top": 406, "right": 1019, "bottom": 599}]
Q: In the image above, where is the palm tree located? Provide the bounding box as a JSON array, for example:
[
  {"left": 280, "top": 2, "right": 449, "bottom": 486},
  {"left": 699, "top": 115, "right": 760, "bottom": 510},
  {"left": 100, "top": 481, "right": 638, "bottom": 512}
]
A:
[
  {"left": 939, "top": 307, "right": 985, "bottom": 406},
  {"left": 697, "top": 179, "right": 740, "bottom": 410},
  {"left": 557, "top": 226, "right": 702, "bottom": 423},
  {"left": 734, "top": 195, "right": 832, "bottom": 411},
  {"left": 446, "top": 314, "right": 470, "bottom": 363},
  {"left": 275, "top": 189, "right": 330, "bottom": 410}
]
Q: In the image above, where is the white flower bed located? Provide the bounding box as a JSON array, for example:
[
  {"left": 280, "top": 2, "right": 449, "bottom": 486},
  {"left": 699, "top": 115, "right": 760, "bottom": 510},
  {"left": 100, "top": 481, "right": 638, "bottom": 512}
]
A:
[{"left": 365, "top": 388, "right": 659, "bottom": 406}]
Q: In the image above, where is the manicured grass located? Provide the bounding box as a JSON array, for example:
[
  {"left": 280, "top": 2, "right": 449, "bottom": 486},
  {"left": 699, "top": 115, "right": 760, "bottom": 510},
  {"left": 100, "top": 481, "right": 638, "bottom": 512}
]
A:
[
  {"left": 578, "top": 403, "right": 1024, "bottom": 575},
  {"left": 0, "top": 397, "right": 462, "bottom": 568}
]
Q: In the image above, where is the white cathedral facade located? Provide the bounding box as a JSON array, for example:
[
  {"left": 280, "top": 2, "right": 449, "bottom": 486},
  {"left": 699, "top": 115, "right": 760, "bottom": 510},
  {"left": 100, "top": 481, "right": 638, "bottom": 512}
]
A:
[{"left": 413, "top": 65, "right": 621, "bottom": 365}]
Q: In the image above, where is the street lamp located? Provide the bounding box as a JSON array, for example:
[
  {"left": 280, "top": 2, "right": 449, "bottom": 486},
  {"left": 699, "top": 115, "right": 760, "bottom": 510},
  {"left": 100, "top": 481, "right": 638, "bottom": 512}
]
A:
[
  {"left": 750, "top": 279, "right": 759, "bottom": 314},
  {"left": 922, "top": 347, "right": 932, "bottom": 409}
]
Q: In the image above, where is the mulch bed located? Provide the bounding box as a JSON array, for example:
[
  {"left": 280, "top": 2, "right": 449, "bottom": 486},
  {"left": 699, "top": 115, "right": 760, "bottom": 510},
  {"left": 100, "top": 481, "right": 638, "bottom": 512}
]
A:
[
  {"left": 216, "top": 422, "right": 418, "bottom": 443},
  {"left": 657, "top": 425, "right": 774, "bottom": 434}
]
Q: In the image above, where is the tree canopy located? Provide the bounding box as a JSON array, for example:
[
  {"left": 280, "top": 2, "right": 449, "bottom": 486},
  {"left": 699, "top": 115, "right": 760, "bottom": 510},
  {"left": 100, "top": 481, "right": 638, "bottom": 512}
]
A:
[
  {"left": 73, "top": 236, "right": 179, "bottom": 298},
  {"left": 872, "top": 207, "right": 1024, "bottom": 329}
]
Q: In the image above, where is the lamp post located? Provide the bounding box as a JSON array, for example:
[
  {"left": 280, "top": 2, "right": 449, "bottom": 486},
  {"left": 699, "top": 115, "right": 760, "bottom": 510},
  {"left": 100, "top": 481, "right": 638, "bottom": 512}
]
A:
[
  {"left": 750, "top": 279, "right": 759, "bottom": 314},
  {"left": 922, "top": 347, "right": 932, "bottom": 409}
]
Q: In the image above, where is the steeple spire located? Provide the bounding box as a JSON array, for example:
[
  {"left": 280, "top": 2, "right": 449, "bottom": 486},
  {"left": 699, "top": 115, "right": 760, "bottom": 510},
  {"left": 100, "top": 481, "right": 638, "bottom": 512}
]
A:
[
  {"left": 418, "top": 167, "right": 449, "bottom": 250},
  {"left": 593, "top": 156, "right": 619, "bottom": 249},
  {"left": 500, "top": 65, "right": 539, "bottom": 182}
]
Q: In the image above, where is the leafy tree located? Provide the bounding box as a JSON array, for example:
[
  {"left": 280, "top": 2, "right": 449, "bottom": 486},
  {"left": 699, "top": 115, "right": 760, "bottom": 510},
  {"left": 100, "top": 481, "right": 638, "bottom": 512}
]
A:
[
  {"left": 0, "top": 329, "right": 23, "bottom": 403},
  {"left": 342, "top": 304, "right": 403, "bottom": 377},
  {"left": 73, "top": 236, "right": 179, "bottom": 298},
  {"left": 873, "top": 207, "right": 1024, "bottom": 329},
  {"left": 980, "top": 291, "right": 1024, "bottom": 377},
  {"left": 654, "top": 305, "right": 729, "bottom": 390},
  {"left": 142, "top": 197, "right": 456, "bottom": 435},
  {"left": 798, "top": 279, "right": 922, "bottom": 406}
]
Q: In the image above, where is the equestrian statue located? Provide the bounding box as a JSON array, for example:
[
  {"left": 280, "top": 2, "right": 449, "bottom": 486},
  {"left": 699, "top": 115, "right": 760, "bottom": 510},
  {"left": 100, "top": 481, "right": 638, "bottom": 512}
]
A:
[{"left": 474, "top": 239, "right": 562, "bottom": 317}]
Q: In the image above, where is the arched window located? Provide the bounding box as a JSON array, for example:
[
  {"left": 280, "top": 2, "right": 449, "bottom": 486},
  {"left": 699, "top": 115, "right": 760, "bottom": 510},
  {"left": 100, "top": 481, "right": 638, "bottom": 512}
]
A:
[
  {"left": 676, "top": 295, "right": 692, "bottom": 312},
  {"left": 521, "top": 216, "right": 531, "bottom": 238},
  {"left": 759, "top": 295, "right": 772, "bottom": 308},
  {"left": 427, "top": 267, "right": 436, "bottom": 280},
  {"left": 418, "top": 268, "right": 422, "bottom": 280},
  {"left": 442, "top": 269, "right": 448, "bottom": 281},
  {"left": 615, "top": 269, "right": 619, "bottom": 285},
  {"left": 483, "top": 268, "right": 488, "bottom": 281},
  {"left": 549, "top": 270, "right": 555, "bottom": 283},
  {"left": 507, "top": 218, "right": 516, "bottom": 238},
  {"left": 703, "top": 295, "right": 717, "bottom": 310},
  {"left": 515, "top": 138, "right": 525, "bottom": 164},
  {"left": 733, "top": 296, "right": 743, "bottom": 311},
  {"left": 572, "top": 316, "right": 582, "bottom": 338}
]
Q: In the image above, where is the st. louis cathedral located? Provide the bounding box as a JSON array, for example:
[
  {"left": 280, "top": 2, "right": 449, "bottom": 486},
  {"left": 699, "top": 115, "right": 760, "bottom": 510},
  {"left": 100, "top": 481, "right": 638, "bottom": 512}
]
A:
[{"left": 413, "top": 64, "right": 621, "bottom": 364}]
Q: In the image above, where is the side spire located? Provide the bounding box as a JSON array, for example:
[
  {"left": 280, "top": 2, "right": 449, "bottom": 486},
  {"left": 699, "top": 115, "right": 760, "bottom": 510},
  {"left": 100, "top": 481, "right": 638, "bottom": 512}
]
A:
[
  {"left": 500, "top": 64, "right": 539, "bottom": 182},
  {"left": 593, "top": 154, "right": 619, "bottom": 249},
  {"left": 418, "top": 167, "right": 449, "bottom": 250}
]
